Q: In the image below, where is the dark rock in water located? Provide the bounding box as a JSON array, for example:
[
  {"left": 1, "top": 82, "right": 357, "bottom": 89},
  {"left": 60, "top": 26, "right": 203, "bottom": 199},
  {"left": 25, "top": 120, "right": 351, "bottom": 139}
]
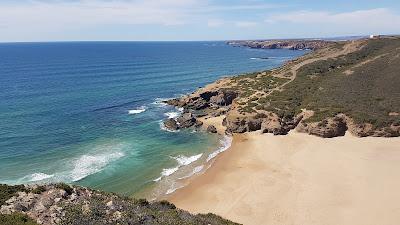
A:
[
  {"left": 163, "top": 119, "right": 178, "bottom": 130},
  {"left": 207, "top": 125, "right": 218, "bottom": 133},
  {"left": 177, "top": 113, "right": 196, "bottom": 128},
  {"left": 164, "top": 99, "right": 181, "bottom": 107}
]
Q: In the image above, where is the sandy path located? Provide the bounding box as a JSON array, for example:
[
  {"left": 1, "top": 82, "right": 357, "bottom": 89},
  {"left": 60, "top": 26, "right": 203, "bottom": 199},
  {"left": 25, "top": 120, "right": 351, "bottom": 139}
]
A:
[{"left": 169, "top": 131, "right": 400, "bottom": 225}]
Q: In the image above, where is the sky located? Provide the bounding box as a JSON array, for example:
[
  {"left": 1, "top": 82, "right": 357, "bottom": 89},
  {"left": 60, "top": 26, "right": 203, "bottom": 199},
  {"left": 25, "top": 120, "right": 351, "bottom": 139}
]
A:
[{"left": 0, "top": 0, "right": 399, "bottom": 42}]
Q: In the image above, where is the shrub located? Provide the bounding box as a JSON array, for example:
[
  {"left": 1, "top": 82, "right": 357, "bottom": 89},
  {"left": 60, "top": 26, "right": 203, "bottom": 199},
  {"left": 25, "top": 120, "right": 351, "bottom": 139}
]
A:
[
  {"left": 0, "top": 213, "right": 38, "bottom": 225},
  {"left": 32, "top": 186, "right": 46, "bottom": 194},
  {"left": 55, "top": 183, "right": 73, "bottom": 195},
  {"left": 0, "top": 184, "right": 26, "bottom": 206}
]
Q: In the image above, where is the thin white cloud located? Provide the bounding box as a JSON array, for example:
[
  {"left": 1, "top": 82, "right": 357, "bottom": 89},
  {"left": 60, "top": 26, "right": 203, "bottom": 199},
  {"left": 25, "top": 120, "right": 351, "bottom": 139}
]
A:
[
  {"left": 265, "top": 8, "right": 400, "bottom": 33},
  {"left": 0, "top": 0, "right": 200, "bottom": 30}
]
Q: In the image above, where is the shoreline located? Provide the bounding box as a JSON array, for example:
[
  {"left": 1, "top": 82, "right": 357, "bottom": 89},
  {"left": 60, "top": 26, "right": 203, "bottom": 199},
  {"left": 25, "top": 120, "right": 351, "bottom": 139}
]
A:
[{"left": 167, "top": 130, "right": 400, "bottom": 225}]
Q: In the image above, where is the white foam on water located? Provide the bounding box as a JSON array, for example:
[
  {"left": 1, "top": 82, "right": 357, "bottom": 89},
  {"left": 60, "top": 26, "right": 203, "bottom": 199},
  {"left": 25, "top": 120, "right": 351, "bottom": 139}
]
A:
[
  {"left": 164, "top": 111, "right": 180, "bottom": 119},
  {"left": 178, "top": 165, "right": 204, "bottom": 180},
  {"left": 152, "top": 98, "right": 170, "bottom": 107},
  {"left": 154, "top": 153, "right": 203, "bottom": 182},
  {"left": 128, "top": 106, "right": 147, "bottom": 114},
  {"left": 207, "top": 136, "right": 232, "bottom": 162},
  {"left": 21, "top": 172, "right": 54, "bottom": 182},
  {"left": 70, "top": 151, "right": 125, "bottom": 182},
  {"left": 172, "top": 153, "right": 203, "bottom": 166},
  {"left": 153, "top": 167, "right": 179, "bottom": 182}
]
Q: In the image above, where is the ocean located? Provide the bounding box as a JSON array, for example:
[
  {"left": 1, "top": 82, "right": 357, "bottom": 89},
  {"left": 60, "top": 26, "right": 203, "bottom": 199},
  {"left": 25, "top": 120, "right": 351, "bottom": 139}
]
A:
[{"left": 0, "top": 41, "right": 305, "bottom": 197}]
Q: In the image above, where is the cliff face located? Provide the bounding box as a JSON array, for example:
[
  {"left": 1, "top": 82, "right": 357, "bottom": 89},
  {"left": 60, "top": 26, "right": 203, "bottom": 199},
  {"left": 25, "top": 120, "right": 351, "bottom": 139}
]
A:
[
  {"left": 165, "top": 37, "right": 400, "bottom": 138},
  {"left": 0, "top": 184, "right": 238, "bottom": 225},
  {"left": 227, "top": 39, "right": 330, "bottom": 50}
]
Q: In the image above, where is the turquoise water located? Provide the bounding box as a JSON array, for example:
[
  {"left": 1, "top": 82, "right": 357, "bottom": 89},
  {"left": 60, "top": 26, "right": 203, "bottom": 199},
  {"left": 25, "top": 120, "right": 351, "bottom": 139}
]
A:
[{"left": 0, "top": 42, "right": 305, "bottom": 196}]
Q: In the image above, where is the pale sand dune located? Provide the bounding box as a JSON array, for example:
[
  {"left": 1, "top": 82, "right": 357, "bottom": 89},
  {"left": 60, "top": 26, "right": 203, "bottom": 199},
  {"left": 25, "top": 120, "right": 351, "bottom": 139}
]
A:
[{"left": 168, "top": 131, "right": 400, "bottom": 225}]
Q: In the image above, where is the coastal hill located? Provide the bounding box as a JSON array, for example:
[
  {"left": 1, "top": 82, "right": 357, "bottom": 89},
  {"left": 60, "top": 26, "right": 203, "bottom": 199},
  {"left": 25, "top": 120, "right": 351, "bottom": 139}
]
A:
[
  {"left": 165, "top": 36, "right": 400, "bottom": 138},
  {"left": 227, "top": 39, "right": 331, "bottom": 50},
  {"left": 0, "top": 184, "right": 238, "bottom": 225}
]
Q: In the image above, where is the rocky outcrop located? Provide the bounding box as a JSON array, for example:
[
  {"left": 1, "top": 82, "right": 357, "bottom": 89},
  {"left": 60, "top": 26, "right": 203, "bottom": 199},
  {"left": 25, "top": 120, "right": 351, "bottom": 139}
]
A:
[
  {"left": 163, "top": 113, "right": 200, "bottom": 131},
  {"left": 223, "top": 112, "right": 302, "bottom": 135},
  {"left": 209, "top": 90, "right": 238, "bottom": 106},
  {"left": 0, "top": 184, "right": 239, "bottom": 225},
  {"left": 163, "top": 118, "right": 178, "bottom": 131},
  {"left": 165, "top": 90, "right": 238, "bottom": 110},
  {"left": 176, "top": 113, "right": 196, "bottom": 128},
  {"left": 296, "top": 116, "right": 348, "bottom": 138},
  {"left": 207, "top": 125, "right": 217, "bottom": 133}
]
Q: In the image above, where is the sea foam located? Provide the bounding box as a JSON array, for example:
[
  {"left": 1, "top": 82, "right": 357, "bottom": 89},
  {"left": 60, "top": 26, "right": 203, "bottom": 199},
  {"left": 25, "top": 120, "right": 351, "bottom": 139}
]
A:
[
  {"left": 172, "top": 153, "right": 203, "bottom": 166},
  {"left": 20, "top": 172, "right": 54, "bottom": 183},
  {"left": 207, "top": 136, "right": 232, "bottom": 162},
  {"left": 70, "top": 151, "right": 125, "bottom": 182},
  {"left": 154, "top": 153, "right": 203, "bottom": 182},
  {"left": 128, "top": 106, "right": 147, "bottom": 114}
]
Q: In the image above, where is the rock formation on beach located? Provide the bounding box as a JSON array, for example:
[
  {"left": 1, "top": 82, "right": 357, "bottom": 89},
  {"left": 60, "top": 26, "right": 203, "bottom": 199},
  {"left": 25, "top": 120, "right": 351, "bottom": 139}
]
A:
[
  {"left": 0, "top": 184, "right": 238, "bottom": 225},
  {"left": 165, "top": 37, "right": 400, "bottom": 138}
]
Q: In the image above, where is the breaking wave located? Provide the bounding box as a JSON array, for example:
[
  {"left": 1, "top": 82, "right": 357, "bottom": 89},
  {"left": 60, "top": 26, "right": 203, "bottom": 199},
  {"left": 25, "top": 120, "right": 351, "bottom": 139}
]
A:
[
  {"left": 128, "top": 106, "right": 147, "bottom": 114},
  {"left": 70, "top": 151, "right": 125, "bottom": 182},
  {"left": 207, "top": 136, "right": 232, "bottom": 162},
  {"left": 154, "top": 153, "right": 203, "bottom": 182},
  {"left": 19, "top": 172, "right": 54, "bottom": 183}
]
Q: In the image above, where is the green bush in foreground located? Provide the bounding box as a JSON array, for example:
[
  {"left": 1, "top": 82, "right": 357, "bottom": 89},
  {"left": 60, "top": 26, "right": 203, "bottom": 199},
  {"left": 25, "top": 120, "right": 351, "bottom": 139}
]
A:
[
  {"left": 0, "top": 184, "right": 26, "bottom": 206},
  {"left": 0, "top": 213, "right": 38, "bottom": 225}
]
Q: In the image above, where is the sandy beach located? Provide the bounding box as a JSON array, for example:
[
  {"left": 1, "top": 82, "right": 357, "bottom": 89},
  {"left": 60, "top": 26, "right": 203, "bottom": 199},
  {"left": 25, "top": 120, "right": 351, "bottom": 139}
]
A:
[{"left": 169, "top": 131, "right": 400, "bottom": 225}]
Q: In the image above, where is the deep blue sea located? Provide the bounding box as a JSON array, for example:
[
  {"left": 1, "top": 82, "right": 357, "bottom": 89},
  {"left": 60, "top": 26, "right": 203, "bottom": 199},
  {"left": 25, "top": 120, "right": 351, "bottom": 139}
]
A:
[{"left": 0, "top": 42, "right": 305, "bottom": 197}]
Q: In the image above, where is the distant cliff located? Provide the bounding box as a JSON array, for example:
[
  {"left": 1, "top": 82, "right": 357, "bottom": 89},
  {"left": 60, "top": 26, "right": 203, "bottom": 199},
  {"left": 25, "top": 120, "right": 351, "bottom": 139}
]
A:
[
  {"left": 166, "top": 37, "right": 400, "bottom": 138},
  {"left": 227, "top": 39, "right": 330, "bottom": 50}
]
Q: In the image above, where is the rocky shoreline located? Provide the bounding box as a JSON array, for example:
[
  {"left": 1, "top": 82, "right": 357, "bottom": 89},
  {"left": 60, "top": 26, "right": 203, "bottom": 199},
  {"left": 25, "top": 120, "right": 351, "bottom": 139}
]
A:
[{"left": 164, "top": 38, "right": 400, "bottom": 138}]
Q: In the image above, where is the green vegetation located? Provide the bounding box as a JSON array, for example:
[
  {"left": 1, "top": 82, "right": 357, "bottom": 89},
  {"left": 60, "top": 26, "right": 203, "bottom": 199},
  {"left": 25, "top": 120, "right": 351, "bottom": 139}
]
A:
[
  {"left": 0, "top": 184, "right": 26, "bottom": 206},
  {"left": 60, "top": 192, "right": 239, "bottom": 225},
  {"left": 235, "top": 38, "right": 400, "bottom": 128},
  {"left": 55, "top": 183, "right": 73, "bottom": 195},
  {"left": 0, "top": 213, "right": 38, "bottom": 225},
  {"left": 32, "top": 186, "right": 46, "bottom": 194}
]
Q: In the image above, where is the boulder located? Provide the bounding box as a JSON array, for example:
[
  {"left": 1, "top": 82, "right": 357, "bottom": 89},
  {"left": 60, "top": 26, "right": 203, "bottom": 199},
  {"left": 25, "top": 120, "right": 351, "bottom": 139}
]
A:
[
  {"left": 207, "top": 125, "right": 217, "bottom": 133},
  {"left": 163, "top": 119, "right": 178, "bottom": 130},
  {"left": 176, "top": 113, "right": 196, "bottom": 128},
  {"left": 194, "top": 120, "right": 203, "bottom": 127},
  {"left": 209, "top": 90, "right": 238, "bottom": 106},
  {"left": 297, "top": 116, "right": 347, "bottom": 138},
  {"left": 186, "top": 98, "right": 209, "bottom": 110},
  {"left": 261, "top": 117, "right": 284, "bottom": 135}
]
